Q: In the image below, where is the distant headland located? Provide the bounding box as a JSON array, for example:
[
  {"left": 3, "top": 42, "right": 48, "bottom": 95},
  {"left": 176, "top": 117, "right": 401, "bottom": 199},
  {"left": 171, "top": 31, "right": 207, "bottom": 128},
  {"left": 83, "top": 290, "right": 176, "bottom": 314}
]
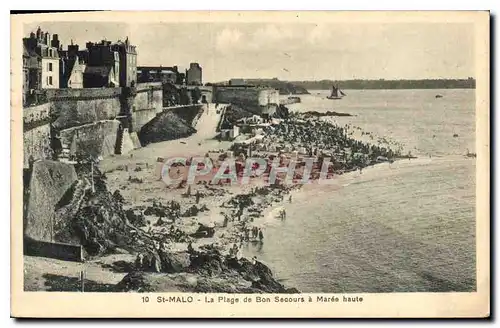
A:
[
  {"left": 209, "top": 78, "right": 475, "bottom": 94},
  {"left": 289, "top": 78, "right": 476, "bottom": 90}
]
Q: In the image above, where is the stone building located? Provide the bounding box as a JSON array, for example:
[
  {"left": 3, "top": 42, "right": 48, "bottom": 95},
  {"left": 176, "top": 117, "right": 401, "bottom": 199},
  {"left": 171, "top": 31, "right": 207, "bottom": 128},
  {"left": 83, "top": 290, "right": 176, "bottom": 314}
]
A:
[
  {"left": 82, "top": 37, "right": 136, "bottom": 88},
  {"left": 176, "top": 72, "right": 186, "bottom": 85},
  {"left": 83, "top": 40, "right": 120, "bottom": 88},
  {"left": 137, "top": 66, "right": 179, "bottom": 84},
  {"left": 186, "top": 62, "right": 202, "bottom": 85},
  {"left": 111, "top": 37, "right": 137, "bottom": 87},
  {"left": 23, "top": 27, "right": 60, "bottom": 90}
]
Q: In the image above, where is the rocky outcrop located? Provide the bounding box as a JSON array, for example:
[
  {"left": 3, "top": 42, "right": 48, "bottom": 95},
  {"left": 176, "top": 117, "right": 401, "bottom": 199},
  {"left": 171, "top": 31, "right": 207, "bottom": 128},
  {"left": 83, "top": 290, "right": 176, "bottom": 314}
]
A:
[
  {"left": 114, "top": 271, "right": 193, "bottom": 293},
  {"left": 35, "top": 164, "right": 144, "bottom": 256},
  {"left": 116, "top": 244, "right": 299, "bottom": 293},
  {"left": 59, "top": 165, "right": 140, "bottom": 255},
  {"left": 170, "top": 105, "right": 204, "bottom": 127},
  {"left": 138, "top": 111, "right": 196, "bottom": 146},
  {"left": 115, "top": 248, "right": 300, "bottom": 293},
  {"left": 134, "top": 249, "right": 191, "bottom": 274}
]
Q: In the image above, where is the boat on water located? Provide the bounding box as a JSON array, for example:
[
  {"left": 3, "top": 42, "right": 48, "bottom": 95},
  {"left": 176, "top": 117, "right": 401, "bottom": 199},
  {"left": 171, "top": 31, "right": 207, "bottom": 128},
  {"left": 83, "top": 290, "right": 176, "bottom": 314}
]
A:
[
  {"left": 465, "top": 149, "right": 477, "bottom": 158},
  {"left": 326, "top": 84, "right": 346, "bottom": 100}
]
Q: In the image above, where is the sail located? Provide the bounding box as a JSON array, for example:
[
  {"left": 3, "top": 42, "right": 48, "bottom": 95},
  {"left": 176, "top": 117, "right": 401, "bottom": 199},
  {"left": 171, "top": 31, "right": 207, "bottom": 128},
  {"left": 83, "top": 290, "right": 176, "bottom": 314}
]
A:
[
  {"left": 339, "top": 89, "right": 346, "bottom": 96},
  {"left": 330, "top": 85, "right": 339, "bottom": 98}
]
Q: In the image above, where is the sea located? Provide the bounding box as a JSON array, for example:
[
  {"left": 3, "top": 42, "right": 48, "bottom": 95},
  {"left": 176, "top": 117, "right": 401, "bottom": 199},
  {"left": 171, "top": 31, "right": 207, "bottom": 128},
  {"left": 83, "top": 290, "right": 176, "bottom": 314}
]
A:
[{"left": 243, "top": 89, "right": 476, "bottom": 293}]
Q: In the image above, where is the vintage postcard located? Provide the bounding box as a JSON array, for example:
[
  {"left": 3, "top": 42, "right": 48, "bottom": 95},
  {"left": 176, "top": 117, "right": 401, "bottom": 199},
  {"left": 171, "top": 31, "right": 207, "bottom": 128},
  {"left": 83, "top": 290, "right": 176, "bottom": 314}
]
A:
[{"left": 11, "top": 11, "right": 490, "bottom": 318}]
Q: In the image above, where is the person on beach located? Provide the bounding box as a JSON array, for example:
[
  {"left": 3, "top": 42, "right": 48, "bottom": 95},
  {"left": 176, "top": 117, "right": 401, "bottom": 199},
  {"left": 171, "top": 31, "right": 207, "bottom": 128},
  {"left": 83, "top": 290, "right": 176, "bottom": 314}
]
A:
[
  {"left": 289, "top": 195, "right": 292, "bottom": 203},
  {"left": 252, "top": 226, "right": 258, "bottom": 239},
  {"left": 252, "top": 256, "right": 258, "bottom": 265},
  {"left": 195, "top": 191, "right": 201, "bottom": 204},
  {"left": 230, "top": 243, "right": 239, "bottom": 258},
  {"left": 258, "top": 229, "right": 264, "bottom": 242},
  {"left": 135, "top": 253, "right": 144, "bottom": 269},
  {"left": 281, "top": 209, "right": 287, "bottom": 221}
]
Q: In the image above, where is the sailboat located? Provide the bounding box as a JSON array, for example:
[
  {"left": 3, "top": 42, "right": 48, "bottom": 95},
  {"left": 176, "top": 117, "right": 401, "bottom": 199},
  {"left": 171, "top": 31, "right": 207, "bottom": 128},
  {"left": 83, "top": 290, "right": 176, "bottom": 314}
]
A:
[{"left": 326, "top": 84, "right": 346, "bottom": 100}]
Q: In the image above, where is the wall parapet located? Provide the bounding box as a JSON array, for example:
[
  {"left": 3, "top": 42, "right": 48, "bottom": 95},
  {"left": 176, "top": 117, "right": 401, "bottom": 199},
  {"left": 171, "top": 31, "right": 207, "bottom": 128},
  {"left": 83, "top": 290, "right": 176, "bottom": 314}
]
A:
[
  {"left": 24, "top": 238, "right": 84, "bottom": 262},
  {"left": 46, "top": 87, "right": 123, "bottom": 101},
  {"left": 136, "top": 82, "right": 163, "bottom": 92}
]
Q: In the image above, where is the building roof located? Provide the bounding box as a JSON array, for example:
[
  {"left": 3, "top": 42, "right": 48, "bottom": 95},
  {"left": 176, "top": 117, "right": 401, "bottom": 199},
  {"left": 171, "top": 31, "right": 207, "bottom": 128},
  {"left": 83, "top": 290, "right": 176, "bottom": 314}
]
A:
[
  {"left": 84, "top": 66, "right": 112, "bottom": 77},
  {"left": 138, "top": 66, "right": 178, "bottom": 72},
  {"left": 64, "top": 57, "right": 83, "bottom": 78}
]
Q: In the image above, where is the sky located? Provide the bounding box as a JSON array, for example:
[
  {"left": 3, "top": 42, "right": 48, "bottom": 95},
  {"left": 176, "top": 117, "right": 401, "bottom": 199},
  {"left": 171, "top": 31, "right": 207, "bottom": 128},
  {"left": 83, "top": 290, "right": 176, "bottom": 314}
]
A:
[{"left": 24, "top": 21, "right": 475, "bottom": 83}]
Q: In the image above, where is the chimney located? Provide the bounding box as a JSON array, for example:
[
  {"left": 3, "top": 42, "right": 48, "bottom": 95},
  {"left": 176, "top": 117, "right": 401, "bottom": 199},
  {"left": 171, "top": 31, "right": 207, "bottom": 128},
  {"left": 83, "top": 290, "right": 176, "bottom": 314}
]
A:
[
  {"left": 51, "top": 34, "right": 60, "bottom": 49},
  {"left": 44, "top": 32, "right": 51, "bottom": 45},
  {"left": 68, "top": 44, "right": 79, "bottom": 58}
]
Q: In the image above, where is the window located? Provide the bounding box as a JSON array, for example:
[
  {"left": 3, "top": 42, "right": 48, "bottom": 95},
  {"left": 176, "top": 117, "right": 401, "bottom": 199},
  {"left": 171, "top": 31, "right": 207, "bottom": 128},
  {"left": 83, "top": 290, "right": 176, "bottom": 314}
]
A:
[
  {"left": 48, "top": 63, "right": 53, "bottom": 72},
  {"left": 48, "top": 76, "right": 53, "bottom": 85}
]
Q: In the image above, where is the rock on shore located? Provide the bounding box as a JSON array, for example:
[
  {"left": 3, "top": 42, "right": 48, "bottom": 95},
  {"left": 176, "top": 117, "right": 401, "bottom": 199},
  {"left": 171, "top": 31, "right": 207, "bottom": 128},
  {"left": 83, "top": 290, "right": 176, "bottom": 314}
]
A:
[
  {"left": 115, "top": 248, "right": 300, "bottom": 293},
  {"left": 139, "top": 111, "right": 197, "bottom": 146}
]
